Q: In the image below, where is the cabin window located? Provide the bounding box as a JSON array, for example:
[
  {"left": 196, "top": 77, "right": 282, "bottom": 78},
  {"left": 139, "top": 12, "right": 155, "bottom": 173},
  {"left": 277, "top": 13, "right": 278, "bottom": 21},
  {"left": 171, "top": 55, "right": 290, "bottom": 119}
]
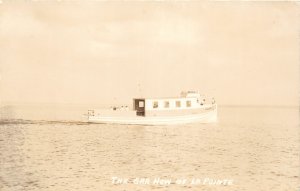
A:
[
  {"left": 164, "top": 101, "right": 169, "bottom": 108},
  {"left": 153, "top": 101, "right": 158, "bottom": 108},
  {"left": 176, "top": 101, "right": 181, "bottom": 107},
  {"left": 186, "top": 100, "right": 191, "bottom": 107},
  {"left": 139, "top": 101, "right": 144, "bottom": 107}
]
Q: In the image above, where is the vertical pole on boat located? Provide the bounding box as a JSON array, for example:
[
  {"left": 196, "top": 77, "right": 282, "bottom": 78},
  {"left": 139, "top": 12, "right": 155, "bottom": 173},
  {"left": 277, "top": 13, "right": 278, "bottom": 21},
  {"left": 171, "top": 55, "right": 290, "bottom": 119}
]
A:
[{"left": 138, "top": 83, "right": 142, "bottom": 97}]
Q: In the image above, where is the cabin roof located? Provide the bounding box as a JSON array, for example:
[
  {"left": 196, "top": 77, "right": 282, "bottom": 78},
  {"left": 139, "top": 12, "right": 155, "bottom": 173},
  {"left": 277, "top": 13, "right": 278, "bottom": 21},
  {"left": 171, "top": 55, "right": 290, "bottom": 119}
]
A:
[
  {"left": 133, "top": 91, "right": 201, "bottom": 100},
  {"left": 133, "top": 96, "right": 198, "bottom": 100}
]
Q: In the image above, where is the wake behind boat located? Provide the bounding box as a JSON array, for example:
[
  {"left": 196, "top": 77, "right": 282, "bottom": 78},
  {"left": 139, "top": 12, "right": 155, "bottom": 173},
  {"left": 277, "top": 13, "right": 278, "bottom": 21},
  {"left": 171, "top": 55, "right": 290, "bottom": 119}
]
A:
[{"left": 87, "top": 91, "right": 217, "bottom": 125}]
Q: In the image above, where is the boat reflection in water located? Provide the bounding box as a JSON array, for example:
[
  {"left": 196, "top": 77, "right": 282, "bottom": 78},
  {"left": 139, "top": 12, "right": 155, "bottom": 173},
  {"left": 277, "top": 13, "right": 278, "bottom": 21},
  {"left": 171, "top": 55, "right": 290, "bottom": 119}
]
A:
[{"left": 87, "top": 91, "right": 217, "bottom": 125}]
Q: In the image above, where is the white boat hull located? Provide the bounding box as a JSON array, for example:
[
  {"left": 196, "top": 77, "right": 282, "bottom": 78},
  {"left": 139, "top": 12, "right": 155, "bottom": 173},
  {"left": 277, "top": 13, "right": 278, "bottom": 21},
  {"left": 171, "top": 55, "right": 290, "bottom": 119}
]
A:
[{"left": 88, "top": 106, "right": 217, "bottom": 125}]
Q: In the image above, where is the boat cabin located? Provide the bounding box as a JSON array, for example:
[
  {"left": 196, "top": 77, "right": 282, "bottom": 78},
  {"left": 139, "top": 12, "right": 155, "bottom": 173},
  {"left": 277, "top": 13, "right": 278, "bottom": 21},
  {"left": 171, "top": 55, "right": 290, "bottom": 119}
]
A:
[{"left": 133, "top": 91, "right": 206, "bottom": 117}]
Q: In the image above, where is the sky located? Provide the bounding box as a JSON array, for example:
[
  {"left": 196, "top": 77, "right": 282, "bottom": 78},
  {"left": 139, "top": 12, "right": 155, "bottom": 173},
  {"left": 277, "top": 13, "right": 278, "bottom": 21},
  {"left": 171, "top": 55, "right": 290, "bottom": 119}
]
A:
[{"left": 0, "top": 1, "right": 299, "bottom": 106}]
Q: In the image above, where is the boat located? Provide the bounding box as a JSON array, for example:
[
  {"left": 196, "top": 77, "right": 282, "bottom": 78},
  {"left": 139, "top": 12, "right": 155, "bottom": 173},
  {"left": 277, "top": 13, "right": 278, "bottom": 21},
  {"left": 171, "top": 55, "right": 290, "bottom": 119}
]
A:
[{"left": 87, "top": 91, "right": 217, "bottom": 125}]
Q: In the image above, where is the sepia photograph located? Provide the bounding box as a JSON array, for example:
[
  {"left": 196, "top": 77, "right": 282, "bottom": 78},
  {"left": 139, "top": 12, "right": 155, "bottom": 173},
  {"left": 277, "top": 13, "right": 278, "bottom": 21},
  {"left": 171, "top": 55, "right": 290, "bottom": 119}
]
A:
[{"left": 0, "top": 1, "right": 299, "bottom": 191}]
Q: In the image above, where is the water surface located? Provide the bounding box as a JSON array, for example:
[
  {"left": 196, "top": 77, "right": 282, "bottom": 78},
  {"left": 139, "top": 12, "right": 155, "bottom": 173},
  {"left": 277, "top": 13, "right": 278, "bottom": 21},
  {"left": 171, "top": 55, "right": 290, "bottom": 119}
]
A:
[{"left": 0, "top": 106, "right": 299, "bottom": 191}]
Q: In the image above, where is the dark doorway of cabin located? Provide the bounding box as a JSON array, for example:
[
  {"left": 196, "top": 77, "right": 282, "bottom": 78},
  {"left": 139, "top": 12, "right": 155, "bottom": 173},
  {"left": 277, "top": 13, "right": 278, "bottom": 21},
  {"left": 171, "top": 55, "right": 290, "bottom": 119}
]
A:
[{"left": 134, "top": 99, "right": 145, "bottom": 116}]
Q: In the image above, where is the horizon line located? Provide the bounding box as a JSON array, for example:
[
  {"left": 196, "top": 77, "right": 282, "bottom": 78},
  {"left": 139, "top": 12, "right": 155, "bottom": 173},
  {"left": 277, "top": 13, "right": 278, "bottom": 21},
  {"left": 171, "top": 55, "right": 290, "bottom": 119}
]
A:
[{"left": 0, "top": 102, "right": 298, "bottom": 108}]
